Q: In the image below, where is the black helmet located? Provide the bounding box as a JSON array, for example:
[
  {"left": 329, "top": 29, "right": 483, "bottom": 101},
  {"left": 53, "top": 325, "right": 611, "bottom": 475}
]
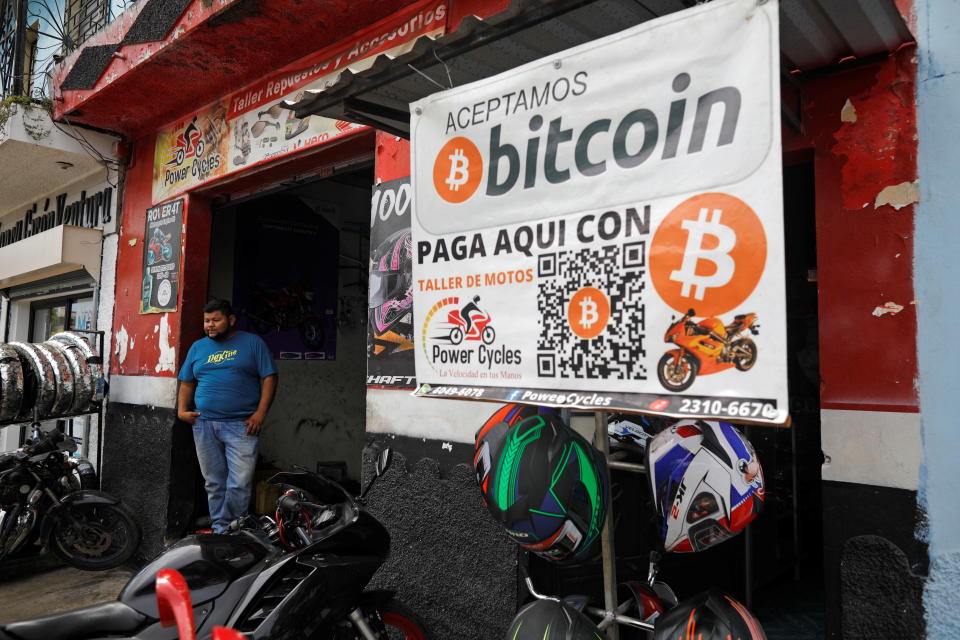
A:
[
  {"left": 654, "top": 589, "right": 767, "bottom": 640},
  {"left": 474, "top": 404, "right": 609, "bottom": 562},
  {"left": 506, "top": 599, "right": 603, "bottom": 640}
]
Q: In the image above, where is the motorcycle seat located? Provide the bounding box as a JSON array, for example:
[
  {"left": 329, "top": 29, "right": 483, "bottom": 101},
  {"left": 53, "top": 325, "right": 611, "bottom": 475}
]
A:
[
  {"left": 734, "top": 314, "right": 748, "bottom": 321},
  {"left": 2, "top": 601, "right": 147, "bottom": 640},
  {"left": 0, "top": 452, "right": 18, "bottom": 472}
]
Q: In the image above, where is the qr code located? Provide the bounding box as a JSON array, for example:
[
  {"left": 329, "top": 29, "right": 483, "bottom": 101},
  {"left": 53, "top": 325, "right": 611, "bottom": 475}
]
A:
[{"left": 536, "top": 243, "right": 647, "bottom": 379}]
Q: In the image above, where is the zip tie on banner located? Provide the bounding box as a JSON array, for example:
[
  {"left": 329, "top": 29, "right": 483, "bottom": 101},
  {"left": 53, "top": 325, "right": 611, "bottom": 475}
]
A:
[{"left": 407, "top": 63, "right": 447, "bottom": 90}]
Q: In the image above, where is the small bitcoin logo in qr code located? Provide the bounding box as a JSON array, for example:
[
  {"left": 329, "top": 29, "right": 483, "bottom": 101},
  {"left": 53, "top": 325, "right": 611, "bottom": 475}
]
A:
[{"left": 537, "top": 244, "right": 647, "bottom": 379}]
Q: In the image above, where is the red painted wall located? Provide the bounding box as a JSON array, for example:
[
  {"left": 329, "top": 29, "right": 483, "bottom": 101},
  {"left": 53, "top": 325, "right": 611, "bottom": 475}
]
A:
[{"left": 784, "top": 48, "right": 919, "bottom": 412}]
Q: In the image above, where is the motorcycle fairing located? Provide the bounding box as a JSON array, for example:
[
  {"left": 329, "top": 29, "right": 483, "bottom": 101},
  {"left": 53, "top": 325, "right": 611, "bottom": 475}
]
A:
[{"left": 121, "top": 535, "right": 269, "bottom": 618}]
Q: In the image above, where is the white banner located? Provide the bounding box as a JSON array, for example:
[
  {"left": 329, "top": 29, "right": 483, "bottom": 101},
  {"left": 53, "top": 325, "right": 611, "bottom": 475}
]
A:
[{"left": 410, "top": 0, "right": 787, "bottom": 424}]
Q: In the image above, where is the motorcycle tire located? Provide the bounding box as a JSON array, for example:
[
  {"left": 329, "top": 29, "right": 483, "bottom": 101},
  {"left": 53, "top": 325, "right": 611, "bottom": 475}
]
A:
[
  {"left": 46, "top": 501, "right": 141, "bottom": 571},
  {"left": 1, "top": 506, "right": 40, "bottom": 559},
  {"left": 732, "top": 338, "right": 758, "bottom": 371},
  {"left": 378, "top": 599, "right": 434, "bottom": 640},
  {"left": 449, "top": 327, "right": 464, "bottom": 346},
  {"left": 481, "top": 326, "right": 496, "bottom": 345},
  {"left": 657, "top": 352, "right": 698, "bottom": 392},
  {"left": 299, "top": 317, "right": 326, "bottom": 350}
]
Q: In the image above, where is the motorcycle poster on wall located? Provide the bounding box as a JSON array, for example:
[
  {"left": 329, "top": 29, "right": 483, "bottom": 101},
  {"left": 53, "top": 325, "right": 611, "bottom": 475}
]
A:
[
  {"left": 232, "top": 195, "right": 338, "bottom": 360},
  {"left": 409, "top": 0, "right": 789, "bottom": 424},
  {"left": 140, "top": 198, "right": 183, "bottom": 314},
  {"left": 367, "top": 177, "right": 416, "bottom": 389}
]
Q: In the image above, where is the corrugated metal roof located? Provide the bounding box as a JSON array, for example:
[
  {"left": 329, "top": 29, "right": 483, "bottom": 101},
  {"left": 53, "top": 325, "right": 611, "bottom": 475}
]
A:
[{"left": 290, "top": 0, "right": 913, "bottom": 136}]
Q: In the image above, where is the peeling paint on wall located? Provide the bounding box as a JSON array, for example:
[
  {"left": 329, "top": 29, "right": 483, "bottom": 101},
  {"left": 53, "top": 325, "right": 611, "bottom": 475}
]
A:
[
  {"left": 873, "top": 301, "right": 906, "bottom": 317},
  {"left": 155, "top": 314, "right": 175, "bottom": 373},
  {"left": 875, "top": 181, "right": 920, "bottom": 210},
  {"left": 841, "top": 98, "right": 858, "bottom": 123},
  {"left": 116, "top": 325, "right": 129, "bottom": 364}
]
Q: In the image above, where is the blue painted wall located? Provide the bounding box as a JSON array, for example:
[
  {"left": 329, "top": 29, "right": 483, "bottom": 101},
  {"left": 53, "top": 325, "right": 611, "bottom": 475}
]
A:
[{"left": 915, "top": 1, "right": 960, "bottom": 636}]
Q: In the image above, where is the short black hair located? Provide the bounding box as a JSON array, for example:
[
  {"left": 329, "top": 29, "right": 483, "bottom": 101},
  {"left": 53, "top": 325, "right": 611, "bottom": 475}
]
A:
[{"left": 203, "top": 298, "right": 234, "bottom": 316}]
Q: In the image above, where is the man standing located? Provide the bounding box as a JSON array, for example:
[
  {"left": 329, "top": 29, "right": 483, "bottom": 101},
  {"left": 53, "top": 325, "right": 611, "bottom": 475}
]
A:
[{"left": 177, "top": 299, "right": 278, "bottom": 532}]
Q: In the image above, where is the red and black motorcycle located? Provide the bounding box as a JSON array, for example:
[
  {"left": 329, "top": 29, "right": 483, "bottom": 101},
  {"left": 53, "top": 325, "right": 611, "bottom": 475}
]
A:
[{"left": 245, "top": 282, "right": 326, "bottom": 350}]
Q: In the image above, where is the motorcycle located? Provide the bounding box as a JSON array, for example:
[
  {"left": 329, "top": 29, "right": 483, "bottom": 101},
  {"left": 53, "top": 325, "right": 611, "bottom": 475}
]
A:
[
  {"left": 0, "top": 429, "right": 140, "bottom": 569},
  {"left": 245, "top": 282, "right": 326, "bottom": 350},
  {"left": 446, "top": 306, "right": 495, "bottom": 346},
  {"left": 657, "top": 309, "right": 759, "bottom": 392},
  {"left": 0, "top": 448, "right": 433, "bottom": 640}
]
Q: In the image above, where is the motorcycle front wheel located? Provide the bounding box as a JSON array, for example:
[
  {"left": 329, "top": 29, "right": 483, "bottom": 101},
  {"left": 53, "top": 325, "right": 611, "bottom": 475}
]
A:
[
  {"left": 657, "top": 352, "right": 698, "bottom": 392},
  {"left": 299, "top": 317, "right": 326, "bottom": 350},
  {"left": 732, "top": 338, "right": 758, "bottom": 371},
  {"left": 46, "top": 502, "right": 141, "bottom": 570},
  {"left": 1, "top": 505, "right": 40, "bottom": 558},
  {"left": 378, "top": 599, "right": 434, "bottom": 640}
]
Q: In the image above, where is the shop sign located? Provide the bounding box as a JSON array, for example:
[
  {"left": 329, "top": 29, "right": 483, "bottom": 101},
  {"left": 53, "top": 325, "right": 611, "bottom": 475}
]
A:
[
  {"left": 0, "top": 185, "right": 114, "bottom": 249},
  {"left": 410, "top": 0, "right": 788, "bottom": 424},
  {"left": 151, "top": 0, "right": 447, "bottom": 203},
  {"left": 367, "top": 177, "right": 416, "bottom": 388},
  {"left": 140, "top": 198, "right": 183, "bottom": 314}
]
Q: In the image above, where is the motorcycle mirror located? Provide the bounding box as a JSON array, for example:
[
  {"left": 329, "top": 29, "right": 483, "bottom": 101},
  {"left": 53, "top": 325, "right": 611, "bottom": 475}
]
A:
[
  {"left": 375, "top": 448, "right": 393, "bottom": 477},
  {"left": 686, "top": 308, "right": 696, "bottom": 317}
]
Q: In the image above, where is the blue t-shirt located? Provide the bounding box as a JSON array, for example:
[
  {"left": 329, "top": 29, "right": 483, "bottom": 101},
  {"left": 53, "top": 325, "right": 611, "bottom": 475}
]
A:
[{"left": 178, "top": 331, "right": 278, "bottom": 420}]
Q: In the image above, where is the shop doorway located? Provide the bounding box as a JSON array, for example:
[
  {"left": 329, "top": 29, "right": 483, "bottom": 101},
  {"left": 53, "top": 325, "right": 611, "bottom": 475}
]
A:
[
  {"left": 197, "top": 165, "right": 373, "bottom": 522},
  {"left": 527, "top": 162, "right": 824, "bottom": 638}
]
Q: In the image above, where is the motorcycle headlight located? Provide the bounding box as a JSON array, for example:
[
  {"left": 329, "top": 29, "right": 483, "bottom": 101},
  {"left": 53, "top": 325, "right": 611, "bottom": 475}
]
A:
[{"left": 665, "top": 334, "right": 675, "bottom": 343}]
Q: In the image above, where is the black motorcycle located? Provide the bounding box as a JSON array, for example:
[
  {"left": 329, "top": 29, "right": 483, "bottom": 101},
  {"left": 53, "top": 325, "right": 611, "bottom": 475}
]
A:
[
  {"left": 0, "top": 448, "right": 432, "bottom": 640},
  {"left": 0, "top": 429, "right": 140, "bottom": 569}
]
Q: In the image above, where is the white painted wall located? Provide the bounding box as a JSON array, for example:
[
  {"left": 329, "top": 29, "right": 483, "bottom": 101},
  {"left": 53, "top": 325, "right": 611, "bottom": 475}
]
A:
[{"left": 820, "top": 408, "right": 921, "bottom": 490}]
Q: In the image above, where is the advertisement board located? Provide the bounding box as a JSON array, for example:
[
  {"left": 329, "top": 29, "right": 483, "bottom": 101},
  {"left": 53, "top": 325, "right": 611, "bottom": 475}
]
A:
[
  {"left": 140, "top": 198, "right": 183, "bottom": 313},
  {"left": 409, "top": 0, "right": 787, "bottom": 423},
  {"left": 152, "top": 0, "right": 447, "bottom": 203},
  {"left": 367, "top": 177, "right": 416, "bottom": 388}
]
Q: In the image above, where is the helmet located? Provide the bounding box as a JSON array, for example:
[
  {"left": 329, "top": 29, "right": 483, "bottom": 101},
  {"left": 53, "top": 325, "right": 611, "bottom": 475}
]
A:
[
  {"left": 617, "top": 580, "right": 678, "bottom": 625},
  {"left": 654, "top": 589, "right": 767, "bottom": 640},
  {"left": 505, "top": 599, "right": 603, "bottom": 640},
  {"left": 474, "top": 404, "right": 609, "bottom": 562},
  {"left": 368, "top": 230, "right": 413, "bottom": 352},
  {"left": 646, "top": 420, "right": 764, "bottom": 553}
]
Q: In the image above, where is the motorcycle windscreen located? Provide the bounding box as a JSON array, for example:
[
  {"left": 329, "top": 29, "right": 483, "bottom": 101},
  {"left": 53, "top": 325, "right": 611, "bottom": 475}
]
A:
[
  {"left": 120, "top": 535, "right": 267, "bottom": 618},
  {"left": 267, "top": 471, "right": 350, "bottom": 506}
]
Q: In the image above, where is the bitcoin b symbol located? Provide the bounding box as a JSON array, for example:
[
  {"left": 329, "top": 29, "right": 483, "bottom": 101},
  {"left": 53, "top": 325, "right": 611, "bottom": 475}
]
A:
[
  {"left": 569, "top": 287, "right": 610, "bottom": 339},
  {"left": 650, "top": 193, "right": 767, "bottom": 317},
  {"left": 445, "top": 149, "right": 470, "bottom": 191},
  {"left": 433, "top": 137, "right": 483, "bottom": 204},
  {"left": 670, "top": 207, "right": 737, "bottom": 301},
  {"left": 579, "top": 296, "right": 599, "bottom": 329}
]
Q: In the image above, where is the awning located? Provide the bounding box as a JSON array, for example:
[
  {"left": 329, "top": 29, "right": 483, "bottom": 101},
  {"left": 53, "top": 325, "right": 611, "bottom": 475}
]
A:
[
  {"left": 0, "top": 225, "right": 103, "bottom": 289},
  {"left": 289, "top": 0, "right": 914, "bottom": 137}
]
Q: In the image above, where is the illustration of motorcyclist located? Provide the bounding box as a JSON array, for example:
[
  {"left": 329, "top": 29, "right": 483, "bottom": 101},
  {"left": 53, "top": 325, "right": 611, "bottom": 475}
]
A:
[{"left": 461, "top": 296, "right": 483, "bottom": 335}]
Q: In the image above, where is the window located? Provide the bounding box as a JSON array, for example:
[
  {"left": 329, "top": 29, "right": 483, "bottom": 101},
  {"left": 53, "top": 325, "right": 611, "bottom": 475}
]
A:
[{"left": 29, "top": 293, "right": 93, "bottom": 341}]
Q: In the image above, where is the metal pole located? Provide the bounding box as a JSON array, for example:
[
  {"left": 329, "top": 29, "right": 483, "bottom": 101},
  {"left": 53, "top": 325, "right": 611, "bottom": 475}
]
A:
[
  {"left": 593, "top": 410, "right": 619, "bottom": 640},
  {"left": 11, "top": 0, "right": 26, "bottom": 96}
]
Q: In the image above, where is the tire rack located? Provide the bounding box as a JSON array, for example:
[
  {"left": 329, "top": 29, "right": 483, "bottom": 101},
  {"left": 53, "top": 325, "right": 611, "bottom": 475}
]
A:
[{"left": 1, "top": 330, "right": 108, "bottom": 477}]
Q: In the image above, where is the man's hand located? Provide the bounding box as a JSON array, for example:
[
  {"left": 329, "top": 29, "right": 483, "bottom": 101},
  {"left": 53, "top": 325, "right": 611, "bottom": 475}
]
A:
[
  {"left": 244, "top": 411, "right": 266, "bottom": 435},
  {"left": 178, "top": 410, "right": 200, "bottom": 425}
]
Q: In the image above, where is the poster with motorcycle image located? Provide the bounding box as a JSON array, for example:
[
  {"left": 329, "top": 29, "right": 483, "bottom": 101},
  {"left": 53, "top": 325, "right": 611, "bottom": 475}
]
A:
[
  {"left": 409, "top": 0, "right": 789, "bottom": 424},
  {"left": 367, "top": 177, "right": 417, "bottom": 388},
  {"left": 232, "top": 195, "right": 339, "bottom": 360},
  {"left": 140, "top": 198, "right": 183, "bottom": 314}
]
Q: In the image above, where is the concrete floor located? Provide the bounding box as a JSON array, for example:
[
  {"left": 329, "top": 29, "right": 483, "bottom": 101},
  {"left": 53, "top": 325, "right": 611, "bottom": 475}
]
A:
[{"left": 0, "top": 551, "right": 133, "bottom": 624}]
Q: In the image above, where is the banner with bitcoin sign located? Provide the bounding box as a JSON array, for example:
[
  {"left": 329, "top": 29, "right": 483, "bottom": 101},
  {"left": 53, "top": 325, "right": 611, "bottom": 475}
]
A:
[{"left": 409, "top": 0, "right": 788, "bottom": 424}]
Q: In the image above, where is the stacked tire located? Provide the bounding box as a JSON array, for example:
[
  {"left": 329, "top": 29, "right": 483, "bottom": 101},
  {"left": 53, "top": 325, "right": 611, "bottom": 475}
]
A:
[{"left": 0, "top": 332, "right": 104, "bottom": 425}]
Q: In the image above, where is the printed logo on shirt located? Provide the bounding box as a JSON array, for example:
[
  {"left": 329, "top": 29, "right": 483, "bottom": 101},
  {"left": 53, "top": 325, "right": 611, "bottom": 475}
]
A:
[{"left": 205, "top": 349, "right": 239, "bottom": 364}]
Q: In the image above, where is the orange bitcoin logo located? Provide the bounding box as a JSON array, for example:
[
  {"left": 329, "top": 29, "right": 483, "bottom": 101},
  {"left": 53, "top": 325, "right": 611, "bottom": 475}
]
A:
[
  {"left": 433, "top": 137, "right": 483, "bottom": 204},
  {"left": 568, "top": 287, "right": 610, "bottom": 340},
  {"left": 650, "top": 193, "right": 767, "bottom": 317}
]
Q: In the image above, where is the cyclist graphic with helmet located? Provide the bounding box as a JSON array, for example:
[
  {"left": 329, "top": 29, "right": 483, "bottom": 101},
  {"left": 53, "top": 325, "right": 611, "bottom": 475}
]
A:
[{"left": 461, "top": 296, "right": 483, "bottom": 336}]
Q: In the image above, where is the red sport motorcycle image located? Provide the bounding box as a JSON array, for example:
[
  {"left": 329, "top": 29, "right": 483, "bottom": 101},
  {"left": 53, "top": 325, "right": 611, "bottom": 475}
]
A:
[
  {"left": 245, "top": 282, "right": 326, "bottom": 350},
  {"left": 447, "top": 296, "right": 496, "bottom": 345},
  {"left": 657, "top": 308, "right": 759, "bottom": 392}
]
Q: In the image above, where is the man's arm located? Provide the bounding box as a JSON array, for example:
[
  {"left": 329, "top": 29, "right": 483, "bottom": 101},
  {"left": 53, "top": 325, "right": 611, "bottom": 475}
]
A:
[
  {"left": 244, "top": 373, "right": 278, "bottom": 435},
  {"left": 177, "top": 380, "right": 200, "bottom": 425}
]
